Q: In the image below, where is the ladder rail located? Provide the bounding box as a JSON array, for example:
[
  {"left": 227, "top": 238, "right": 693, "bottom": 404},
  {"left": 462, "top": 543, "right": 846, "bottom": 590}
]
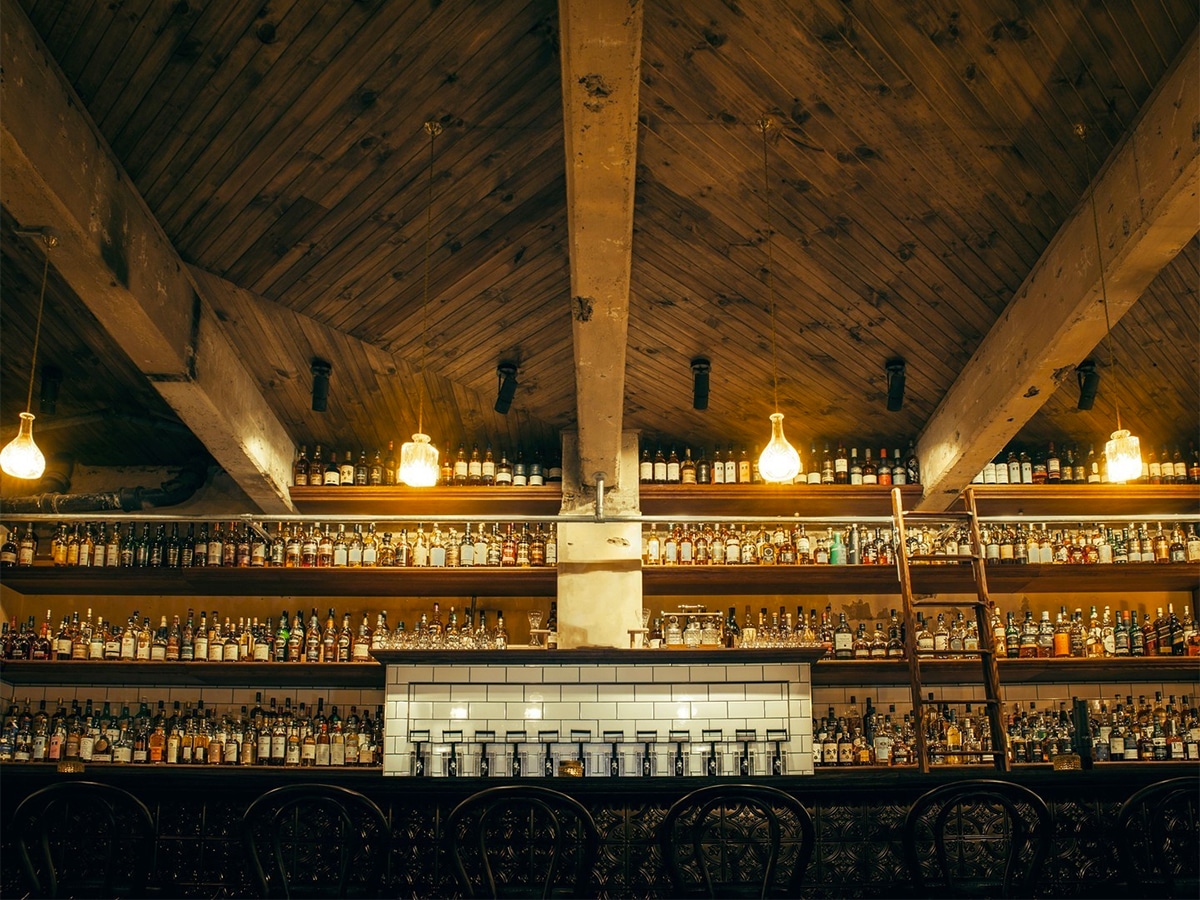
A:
[
  {"left": 892, "top": 487, "right": 930, "bottom": 773},
  {"left": 963, "top": 487, "right": 1010, "bottom": 772}
]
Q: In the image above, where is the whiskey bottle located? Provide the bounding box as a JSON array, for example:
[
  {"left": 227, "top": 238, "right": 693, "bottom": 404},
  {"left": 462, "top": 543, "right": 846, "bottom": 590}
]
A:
[
  {"left": 368, "top": 449, "right": 384, "bottom": 486},
  {"left": 293, "top": 445, "right": 309, "bottom": 487},
  {"left": 383, "top": 440, "right": 397, "bottom": 486},
  {"left": 322, "top": 452, "right": 341, "bottom": 486},
  {"left": 680, "top": 448, "right": 696, "bottom": 484},
  {"left": 339, "top": 451, "right": 356, "bottom": 486}
]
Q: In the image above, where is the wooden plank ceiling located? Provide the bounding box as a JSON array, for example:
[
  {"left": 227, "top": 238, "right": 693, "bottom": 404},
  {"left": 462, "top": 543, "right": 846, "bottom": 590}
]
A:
[{"left": 1, "top": 0, "right": 1196, "bottom": 475}]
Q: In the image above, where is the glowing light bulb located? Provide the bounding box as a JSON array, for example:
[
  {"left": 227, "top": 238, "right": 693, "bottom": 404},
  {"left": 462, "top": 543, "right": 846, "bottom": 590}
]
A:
[
  {"left": 0, "top": 412, "right": 45, "bottom": 480},
  {"left": 758, "top": 412, "right": 800, "bottom": 483},
  {"left": 398, "top": 432, "right": 439, "bottom": 486},
  {"left": 1104, "top": 428, "right": 1142, "bottom": 484}
]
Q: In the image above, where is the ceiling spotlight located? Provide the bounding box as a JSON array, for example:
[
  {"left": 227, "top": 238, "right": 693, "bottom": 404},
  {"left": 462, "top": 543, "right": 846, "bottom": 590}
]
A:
[
  {"left": 885, "top": 359, "right": 906, "bottom": 412},
  {"left": 494, "top": 363, "right": 519, "bottom": 415},
  {"left": 310, "top": 359, "right": 332, "bottom": 412},
  {"left": 1076, "top": 360, "right": 1099, "bottom": 411},
  {"left": 691, "top": 357, "right": 710, "bottom": 411}
]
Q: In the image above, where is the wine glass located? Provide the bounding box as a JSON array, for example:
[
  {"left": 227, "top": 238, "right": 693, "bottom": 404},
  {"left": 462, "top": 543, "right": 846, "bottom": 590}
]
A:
[{"left": 528, "top": 609, "right": 543, "bottom": 647}]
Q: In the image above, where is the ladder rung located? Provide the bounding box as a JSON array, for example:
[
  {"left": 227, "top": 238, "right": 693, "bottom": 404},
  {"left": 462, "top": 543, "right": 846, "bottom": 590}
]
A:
[
  {"left": 911, "top": 598, "right": 989, "bottom": 608},
  {"left": 900, "top": 511, "right": 974, "bottom": 522},
  {"left": 916, "top": 696, "right": 1001, "bottom": 707}
]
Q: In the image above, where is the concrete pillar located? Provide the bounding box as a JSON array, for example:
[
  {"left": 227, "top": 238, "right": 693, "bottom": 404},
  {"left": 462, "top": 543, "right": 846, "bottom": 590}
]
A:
[{"left": 556, "top": 430, "right": 642, "bottom": 649}]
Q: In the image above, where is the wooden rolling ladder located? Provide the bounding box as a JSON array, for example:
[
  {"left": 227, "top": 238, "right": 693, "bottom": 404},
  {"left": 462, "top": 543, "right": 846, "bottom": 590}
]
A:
[{"left": 891, "top": 487, "right": 1010, "bottom": 773}]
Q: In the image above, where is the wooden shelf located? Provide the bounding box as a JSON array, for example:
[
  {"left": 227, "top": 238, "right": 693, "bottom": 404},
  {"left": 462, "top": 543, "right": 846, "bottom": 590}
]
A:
[
  {"left": 371, "top": 647, "right": 830, "bottom": 666},
  {"left": 0, "top": 661, "right": 382, "bottom": 688},
  {"left": 638, "top": 484, "right": 921, "bottom": 518},
  {"left": 0, "top": 566, "right": 558, "bottom": 597},
  {"left": 287, "top": 485, "right": 562, "bottom": 517},
  {"left": 963, "top": 484, "right": 1199, "bottom": 518},
  {"left": 642, "top": 562, "right": 1199, "bottom": 595},
  {"left": 812, "top": 656, "right": 1200, "bottom": 686}
]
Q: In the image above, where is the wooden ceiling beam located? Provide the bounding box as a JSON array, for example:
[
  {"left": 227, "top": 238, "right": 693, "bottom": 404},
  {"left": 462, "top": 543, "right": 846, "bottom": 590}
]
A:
[
  {"left": 0, "top": 0, "right": 295, "bottom": 513},
  {"left": 916, "top": 31, "right": 1199, "bottom": 510},
  {"left": 558, "top": 0, "right": 644, "bottom": 491}
]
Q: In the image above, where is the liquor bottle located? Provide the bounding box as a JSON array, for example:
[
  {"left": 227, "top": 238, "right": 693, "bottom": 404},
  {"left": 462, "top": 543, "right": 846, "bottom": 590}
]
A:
[
  {"left": 833, "top": 613, "right": 853, "bottom": 659},
  {"left": 481, "top": 446, "right": 496, "bottom": 485},
  {"left": 439, "top": 444, "right": 454, "bottom": 486},
  {"left": 639, "top": 448, "right": 653, "bottom": 483},
  {"left": 1046, "top": 442, "right": 1061, "bottom": 482},
  {"left": 849, "top": 448, "right": 863, "bottom": 485},
  {"left": 666, "top": 448, "right": 681, "bottom": 483},
  {"left": 512, "top": 450, "right": 528, "bottom": 486},
  {"left": 652, "top": 447, "right": 667, "bottom": 483},
  {"left": 862, "top": 449, "right": 877, "bottom": 485},
  {"left": 696, "top": 448, "right": 711, "bottom": 484},
  {"left": 368, "top": 449, "right": 384, "bottom": 486},
  {"left": 495, "top": 450, "right": 513, "bottom": 486},
  {"left": 383, "top": 440, "right": 397, "bottom": 486},
  {"left": 339, "top": 451, "right": 356, "bottom": 486},
  {"left": 453, "top": 443, "right": 468, "bottom": 486},
  {"left": 834, "top": 443, "right": 849, "bottom": 484},
  {"left": 904, "top": 441, "right": 920, "bottom": 484},
  {"left": 724, "top": 444, "right": 737, "bottom": 485},
  {"left": 0, "top": 530, "right": 17, "bottom": 568},
  {"left": 546, "top": 602, "right": 558, "bottom": 650},
  {"left": 467, "top": 444, "right": 483, "bottom": 485},
  {"left": 680, "top": 448, "right": 696, "bottom": 484}
]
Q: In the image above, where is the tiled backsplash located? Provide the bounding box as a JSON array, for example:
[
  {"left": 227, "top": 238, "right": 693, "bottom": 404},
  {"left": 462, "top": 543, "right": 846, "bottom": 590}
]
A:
[{"left": 384, "top": 662, "right": 815, "bottom": 777}]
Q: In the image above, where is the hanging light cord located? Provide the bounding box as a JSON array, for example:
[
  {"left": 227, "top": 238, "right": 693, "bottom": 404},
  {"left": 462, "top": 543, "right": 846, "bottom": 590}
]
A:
[
  {"left": 1078, "top": 125, "right": 1121, "bottom": 432},
  {"left": 419, "top": 121, "right": 441, "bottom": 436},
  {"left": 760, "top": 116, "right": 780, "bottom": 414},
  {"left": 24, "top": 238, "right": 52, "bottom": 415}
]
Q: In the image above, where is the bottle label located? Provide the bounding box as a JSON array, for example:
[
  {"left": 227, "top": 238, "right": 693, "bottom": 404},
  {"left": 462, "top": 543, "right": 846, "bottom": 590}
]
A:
[{"left": 834, "top": 632, "right": 853, "bottom": 651}]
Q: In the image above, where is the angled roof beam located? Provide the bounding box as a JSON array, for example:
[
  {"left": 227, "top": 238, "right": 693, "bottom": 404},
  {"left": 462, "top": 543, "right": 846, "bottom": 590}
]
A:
[
  {"left": 559, "top": 0, "right": 644, "bottom": 495},
  {"left": 917, "top": 31, "right": 1199, "bottom": 510},
  {"left": 0, "top": 0, "right": 295, "bottom": 512}
]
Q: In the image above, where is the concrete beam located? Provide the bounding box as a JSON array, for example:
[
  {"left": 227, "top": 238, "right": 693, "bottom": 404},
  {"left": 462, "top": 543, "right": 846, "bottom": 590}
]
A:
[
  {"left": 917, "top": 31, "right": 1200, "bottom": 510},
  {"left": 0, "top": 0, "right": 295, "bottom": 512},
  {"left": 559, "top": 0, "right": 643, "bottom": 493}
]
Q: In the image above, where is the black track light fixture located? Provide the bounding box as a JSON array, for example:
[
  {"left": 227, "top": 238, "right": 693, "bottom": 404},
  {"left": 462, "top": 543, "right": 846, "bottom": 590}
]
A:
[
  {"left": 691, "top": 357, "right": 711, "bottom": 410},
  {"left": 494, "top": 362, "right": 519, "bottom": 415},
  {"left": 1076, "top": 359, "right": 1099, "bottom": 410},
  {"left": 885, "top": 359, "right": 906, "bottom": 412},
  {"left": 310, "top": 359, "right": 332, "bottom": 412}
]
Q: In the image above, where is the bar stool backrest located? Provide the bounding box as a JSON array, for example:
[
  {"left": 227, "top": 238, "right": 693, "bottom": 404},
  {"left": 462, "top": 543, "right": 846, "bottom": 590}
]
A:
[
  {"left": 1116, "top": 776, "right": 1200, "bottom": 898},
  {"left": 241, "top": 783, "right": 391, "bottom": 899},
  {"left": 12, "top": 780, "right": 156, "bottom": 898},
  {"left": 445, "top": 785, "right": 600, "bottom": 898},
  {"left": 902, "top": 779, "right": 1052, "bottom": 898},
  {"left": 657, "top": 784, "right": 815, "bottom": 899}
]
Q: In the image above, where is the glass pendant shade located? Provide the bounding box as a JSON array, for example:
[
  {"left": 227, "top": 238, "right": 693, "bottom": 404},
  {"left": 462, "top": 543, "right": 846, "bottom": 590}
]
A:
[
  {"left": 0, "top": 412, "right": 46, "bottom": 480},
  {"left": 398, "top": 432, "right": 439, "bottom": 487},
  {"left": 758, "top": 412, "right": 800, "bottom": 483},
  {"left": 1104, "top": 428, "right": 1142, "bottom": 484}
]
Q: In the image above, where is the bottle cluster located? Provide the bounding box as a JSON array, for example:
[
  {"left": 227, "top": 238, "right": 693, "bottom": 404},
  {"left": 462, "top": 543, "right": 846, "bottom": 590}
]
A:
[
  {"left": 639, "top": 441, "right": 920, "bottom": 486},
  {"left": 0, "top": 603, "right": 528, "bottom": 663},
  {"left": 292, "top": 442, "right": 561, "bottom": 488},
  {"left": 0, "top": 693, "right": 383, "bottom": 767},
  {"left": 812, "top": 692, "right": 1200, "bottom": 767},
  {"left": 973, "top": 441, "right": 1200, "bottom": 485},
  {"left": 640, "top": 520, "right": 1200, "bottom": 567},
  {"left": 0, "top": 520, "right": 559, "bottom": 569}
]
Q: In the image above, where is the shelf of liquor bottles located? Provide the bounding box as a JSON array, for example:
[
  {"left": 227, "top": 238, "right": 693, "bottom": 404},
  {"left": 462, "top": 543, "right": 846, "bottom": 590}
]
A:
[
  {"left": 0, "top": 660, "right": 381, "bottom": 688},
  {"left": 642, "top": 562, "right": 1200, "bottom": 595},
  {"left": 812, "top": 656, "right": 1200, "bottom": 686},
  {"left": 0, "top": 566, "right": 557, "bottom": 597},
  {"left": 5, "top": 653, "right": 1191, "bottom": 689},
  {"left": 286, "top": 485, "right": 563, "bottom": 517},
  {"left": 959, "top": 484, "right": 1200, "bottom": 517}
]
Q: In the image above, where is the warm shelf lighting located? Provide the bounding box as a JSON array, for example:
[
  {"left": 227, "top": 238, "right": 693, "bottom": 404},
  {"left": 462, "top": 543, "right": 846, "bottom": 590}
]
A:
[
  {"left": 1104, "top": 429, "right": 1142, "bottom": 484},
  {"left": 1078, "top": 124, "right": 1142, "bottom": 484},
  {"left": 396, "top": 120, "right": 444, "bottom": 486},
  {"left": 0, "top": 412, "right": 45, "bottom": 480},
  {"left": 754, "top": 117, "right": 800, "bottom": 484},
  {"left": 398, "top": 432, "right": 439, "bottom": 487},
  {"left": 2, "top": 231, "right": 55, "bottom": 481},
  {"left": 759, "top": 413, "right": 800, "bottom": 483}
]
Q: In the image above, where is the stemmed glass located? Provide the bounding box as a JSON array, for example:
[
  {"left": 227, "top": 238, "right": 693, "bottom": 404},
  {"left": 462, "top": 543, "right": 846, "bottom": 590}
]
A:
[{"left": 528, "top": 609, "right": 543, "bottom": 647}]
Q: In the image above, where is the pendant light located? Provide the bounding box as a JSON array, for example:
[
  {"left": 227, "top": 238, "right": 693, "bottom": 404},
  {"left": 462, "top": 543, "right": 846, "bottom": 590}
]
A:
[
  {"left": 1077, "top": 125, "right": 1141, "bottom": 483},
  {"left": 755, "top": 117, "right": 800, "bottom": 484},
  {"left": 398, "top": 122, "right": 443, "bottom": 487},
  {"left": 1, "top": 230, "right": 55, "bottom": 481}
]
